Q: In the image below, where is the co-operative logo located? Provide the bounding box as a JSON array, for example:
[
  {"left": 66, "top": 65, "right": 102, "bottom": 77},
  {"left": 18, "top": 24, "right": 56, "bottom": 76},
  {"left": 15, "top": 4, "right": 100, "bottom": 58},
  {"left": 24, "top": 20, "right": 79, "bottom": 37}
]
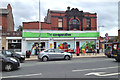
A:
[
  {"left": 47, "top": 33, "right": 52, "bottom": 36},
  {"left": 47, "top": 33, "right": 71, "bottom": 37}
]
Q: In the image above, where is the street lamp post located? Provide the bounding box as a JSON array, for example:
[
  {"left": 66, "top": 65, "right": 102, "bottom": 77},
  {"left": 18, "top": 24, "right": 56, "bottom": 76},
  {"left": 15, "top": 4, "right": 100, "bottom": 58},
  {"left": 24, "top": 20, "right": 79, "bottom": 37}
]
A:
[
  {"left": 39, "top": 0, "right": 41, "bottom": 52},
  {"left": 98, "top": 25, "right": 104, "bottom": 53},
  {"left": 98, "top": 25, "right": 104, "bottom": 36}
]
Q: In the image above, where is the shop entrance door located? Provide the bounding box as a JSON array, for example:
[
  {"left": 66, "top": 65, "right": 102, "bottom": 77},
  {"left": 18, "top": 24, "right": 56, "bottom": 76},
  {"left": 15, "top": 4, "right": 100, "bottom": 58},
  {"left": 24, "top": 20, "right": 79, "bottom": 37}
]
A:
[
  {"left": 40, "top": 42, "right": 45, "bottom": 51},
  {"left": 76, "top": 42, "right": 79, "bottom": 56},
  {"left": 76, "top": 42, "right": 79, "bottom": 47}
]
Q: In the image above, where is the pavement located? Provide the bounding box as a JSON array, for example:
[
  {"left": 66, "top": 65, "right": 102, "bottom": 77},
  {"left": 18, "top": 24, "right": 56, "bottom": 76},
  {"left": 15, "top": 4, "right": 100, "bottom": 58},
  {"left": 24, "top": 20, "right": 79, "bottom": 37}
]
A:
[{"left": 25, "top": 53, "right": 105, "bottom": 61}]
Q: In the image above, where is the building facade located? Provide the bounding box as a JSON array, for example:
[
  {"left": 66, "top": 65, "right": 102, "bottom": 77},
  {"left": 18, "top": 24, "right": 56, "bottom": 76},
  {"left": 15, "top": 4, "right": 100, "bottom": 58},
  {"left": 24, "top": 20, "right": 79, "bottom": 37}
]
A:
[
  {"left": 0, "top": 4, "right": 22, "bottom": 51},
  {"left": 22, "top": 7, "right": 99, "bottom": 54}
]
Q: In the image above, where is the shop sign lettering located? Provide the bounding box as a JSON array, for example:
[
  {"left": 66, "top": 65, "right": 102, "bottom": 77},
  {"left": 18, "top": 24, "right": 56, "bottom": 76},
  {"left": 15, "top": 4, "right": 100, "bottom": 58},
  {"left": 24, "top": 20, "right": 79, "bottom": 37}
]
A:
[{"left": 47, "top": 33, "right": 71, "bottom": 37}]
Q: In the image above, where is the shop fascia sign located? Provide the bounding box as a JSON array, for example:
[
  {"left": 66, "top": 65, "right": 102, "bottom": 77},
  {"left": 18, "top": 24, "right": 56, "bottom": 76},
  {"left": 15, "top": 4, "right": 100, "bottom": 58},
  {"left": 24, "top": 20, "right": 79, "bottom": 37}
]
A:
[{"left": 23, "top": 32, "right": 100, "bottom": 38}]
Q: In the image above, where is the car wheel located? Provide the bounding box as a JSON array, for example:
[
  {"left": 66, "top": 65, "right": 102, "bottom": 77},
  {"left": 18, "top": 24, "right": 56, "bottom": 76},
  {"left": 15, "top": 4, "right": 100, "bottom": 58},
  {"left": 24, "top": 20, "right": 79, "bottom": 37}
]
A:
[
  {"left": 5, "top": 63, "right": 13, "bottom": 71},
  {"left": 64, "top": 56, "right": 70, "bottom": 60},
  {"left": 20, "top": 59, "right": 24, "bottom": 63},
  {"left": 115, "top": 57, "right": 120, "bottom": 62},
  {"left": 42, "top": 56, "right": 48, "bottom": 62}
]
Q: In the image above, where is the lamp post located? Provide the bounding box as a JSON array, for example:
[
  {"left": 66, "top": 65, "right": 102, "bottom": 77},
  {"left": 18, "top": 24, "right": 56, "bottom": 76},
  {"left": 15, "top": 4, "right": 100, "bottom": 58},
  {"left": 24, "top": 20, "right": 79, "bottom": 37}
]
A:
[
  {"left": 39, "top": 0, "right": 41, "bottom": 52},
  {"left": 98, "top": 25, "right": 104, "bottom": 36},
  {"left": 74, "top": 37, "right": 75, "bottom": 53},
  {"left": 98, "top": 25, "right": 104, "bottom": 53}
]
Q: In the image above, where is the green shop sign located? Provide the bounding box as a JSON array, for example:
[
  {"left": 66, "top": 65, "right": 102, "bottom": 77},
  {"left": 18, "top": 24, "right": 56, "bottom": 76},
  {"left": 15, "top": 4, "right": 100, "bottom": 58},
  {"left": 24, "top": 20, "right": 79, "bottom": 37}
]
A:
[{"left": 23, "top": 32, "right": 100, "bottom": 38}]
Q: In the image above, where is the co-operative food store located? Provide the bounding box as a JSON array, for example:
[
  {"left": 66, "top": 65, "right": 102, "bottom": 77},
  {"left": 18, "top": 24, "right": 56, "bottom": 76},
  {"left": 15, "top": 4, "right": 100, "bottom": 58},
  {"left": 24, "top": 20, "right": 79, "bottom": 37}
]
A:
[{"left": 22, "top": 7, "right": 99, "bottom": 54}]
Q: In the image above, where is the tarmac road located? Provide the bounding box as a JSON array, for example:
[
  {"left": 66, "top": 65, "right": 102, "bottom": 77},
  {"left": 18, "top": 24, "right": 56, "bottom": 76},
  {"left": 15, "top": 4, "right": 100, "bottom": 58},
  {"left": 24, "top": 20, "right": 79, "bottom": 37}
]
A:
[{"left": 1, "top": 57, "right": 120, "bottom": 79}]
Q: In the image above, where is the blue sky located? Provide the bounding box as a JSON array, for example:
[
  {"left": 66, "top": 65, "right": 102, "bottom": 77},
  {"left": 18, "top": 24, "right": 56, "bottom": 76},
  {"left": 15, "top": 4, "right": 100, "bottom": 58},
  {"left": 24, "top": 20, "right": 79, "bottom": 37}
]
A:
[{"left": 1, "top": 0, "right": 119, "bottom": 37}]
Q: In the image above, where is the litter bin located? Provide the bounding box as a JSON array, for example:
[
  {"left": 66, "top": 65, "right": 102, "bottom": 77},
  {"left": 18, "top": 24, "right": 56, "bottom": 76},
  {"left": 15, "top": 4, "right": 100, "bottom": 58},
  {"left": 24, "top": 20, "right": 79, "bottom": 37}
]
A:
[
  {"left": 26, "top": 50, "right": 31, "bottom": 58},
  {"left": 77, "top": 54, "right": 79, "bottom": 56},
  {"left": 97, "top": 49, "right": 99, "bottom": 54}
]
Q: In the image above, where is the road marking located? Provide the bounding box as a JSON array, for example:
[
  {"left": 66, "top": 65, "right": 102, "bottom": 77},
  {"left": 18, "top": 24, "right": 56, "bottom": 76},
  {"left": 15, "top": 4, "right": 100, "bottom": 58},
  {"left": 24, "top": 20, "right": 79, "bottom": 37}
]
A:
[
  {"left": 2, "top": 73, "right": 42, "bottom": 78},
  {"left": 72, "top": 66, "right": 120, "bottom": 72},
  {"left": 85, "top": 72, "right": 120, "bottom": 76}
]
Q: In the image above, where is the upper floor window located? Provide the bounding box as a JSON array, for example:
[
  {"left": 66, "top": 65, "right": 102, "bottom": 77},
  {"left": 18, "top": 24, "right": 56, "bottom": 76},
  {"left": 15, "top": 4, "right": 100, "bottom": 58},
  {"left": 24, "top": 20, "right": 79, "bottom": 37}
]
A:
[
  {"left": 58, "top": 19, "right": 62, "bottom": 27},
  {"left": 87, "top": 19, "right": 91, "bottom": 27},
  {"left": 70, "top": 19, "right": 79, "bottom": 25},
  {"left": 0, "top": 26, "right": 2, "bottom": 30}
]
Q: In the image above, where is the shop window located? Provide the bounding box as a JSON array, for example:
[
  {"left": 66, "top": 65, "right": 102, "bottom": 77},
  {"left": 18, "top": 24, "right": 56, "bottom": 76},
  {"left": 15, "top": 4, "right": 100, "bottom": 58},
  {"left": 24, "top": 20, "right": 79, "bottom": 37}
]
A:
[
  {"left": 70, "top": 19, "right": 79, "bottom": 25},
  {"left": 17, "top": 40, "right": 21, "bottom": 43},
  {"left": 0, "top": 26, "right": 2, "bottom": 30},
  {"left": 58, "top": 19, "right": 62, "bottom": 28},
  {"left": 8, "top": 43, "right": 21, "bottom": 50},
  {"left": 8, "top": 40, "right": 12, "bottom": 43},
  {"left": 13, "top": 40, "right": 16, "bottom": 42},
  {"left": 70, "top": 19, "right": 80, "bottom": 30}
]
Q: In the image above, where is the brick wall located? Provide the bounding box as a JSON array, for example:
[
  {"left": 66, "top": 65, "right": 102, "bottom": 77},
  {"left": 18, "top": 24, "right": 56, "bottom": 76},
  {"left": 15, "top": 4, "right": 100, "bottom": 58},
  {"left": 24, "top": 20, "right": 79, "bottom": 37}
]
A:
[
  {"left": 23, "top": 9, "right": 97, "bottom": 31},
  {"left": 23, "top": 22, "right": 39, "bottom": 29},
  {"left": 0, "top": 4, "right": 14, "bottom": 31},
  {"left": 0, "top": 15, "right": 7, "bottom": 31}
]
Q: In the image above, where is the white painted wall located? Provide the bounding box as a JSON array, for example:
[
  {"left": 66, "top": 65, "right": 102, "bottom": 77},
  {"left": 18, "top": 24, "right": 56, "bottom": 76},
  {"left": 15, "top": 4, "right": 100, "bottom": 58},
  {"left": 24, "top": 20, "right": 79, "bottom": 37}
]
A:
[{"left": 22, "top": 38, "right": 27, "bottom": 55}]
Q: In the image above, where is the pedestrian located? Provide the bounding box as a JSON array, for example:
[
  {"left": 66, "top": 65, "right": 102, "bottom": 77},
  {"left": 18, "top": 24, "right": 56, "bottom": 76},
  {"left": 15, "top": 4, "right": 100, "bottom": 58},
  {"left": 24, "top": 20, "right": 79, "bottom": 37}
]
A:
[
  {"left": 34, "top": 46, "right": 37, "bottom": 55},
  {"left": 2, "top": 47, "right": 5, "bottom": 54},
  {"left": 2, "top": 47, "right": 4, "bottom": 50}
]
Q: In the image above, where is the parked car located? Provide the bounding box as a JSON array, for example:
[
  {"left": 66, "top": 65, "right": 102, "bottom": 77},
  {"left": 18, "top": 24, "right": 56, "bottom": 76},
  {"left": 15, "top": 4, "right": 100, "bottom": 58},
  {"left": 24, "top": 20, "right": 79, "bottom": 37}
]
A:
[
  {"left": 105, "top": 46, "right": 113, "bottom": 58},
  {"left": 104, "top": 43, "right": 113, "bottom": 58},
  {"left": 1, "top": 50, "right": 25, "bottom": 63},
  {"left": 112, "top": 42, "right": 120, "bottom": 62},
  {"left": 38, "top": 49, "right": 72, "bottom": 61},
  {"left": 0, "top": 54, "right": 20, "bottom": 71}
]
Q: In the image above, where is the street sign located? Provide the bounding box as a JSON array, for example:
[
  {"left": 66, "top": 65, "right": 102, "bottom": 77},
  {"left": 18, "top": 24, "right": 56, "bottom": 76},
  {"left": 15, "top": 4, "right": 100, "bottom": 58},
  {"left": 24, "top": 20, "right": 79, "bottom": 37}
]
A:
[{"left": 105, "top": 33, "right": 109, "bottom": 42}]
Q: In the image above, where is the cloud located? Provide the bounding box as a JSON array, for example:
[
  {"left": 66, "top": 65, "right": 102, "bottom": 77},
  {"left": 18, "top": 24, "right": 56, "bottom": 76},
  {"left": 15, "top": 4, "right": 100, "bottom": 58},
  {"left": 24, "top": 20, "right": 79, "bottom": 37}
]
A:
[{"left": 100, "top": 26, "right": 118, "bottom": 37}]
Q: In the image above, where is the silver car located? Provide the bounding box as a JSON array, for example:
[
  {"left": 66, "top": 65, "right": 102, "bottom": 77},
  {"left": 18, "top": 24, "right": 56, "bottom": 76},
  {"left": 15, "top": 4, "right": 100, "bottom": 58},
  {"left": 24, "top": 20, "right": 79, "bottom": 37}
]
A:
[{"left": 38, "top": 49, "right": 72, "bottom": 61}]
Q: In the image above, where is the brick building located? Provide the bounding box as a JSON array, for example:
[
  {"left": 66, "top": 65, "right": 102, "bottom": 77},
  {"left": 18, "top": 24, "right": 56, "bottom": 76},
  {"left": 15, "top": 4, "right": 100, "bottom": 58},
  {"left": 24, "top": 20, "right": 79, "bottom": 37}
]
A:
[
  {"left": 23, "top": 7, "right": 97, "bottom": 31},
  {"left": 0, "top": 4, "right": 22, "bottom": 51},
  {"left": 0, "top": 4, "right": 14, "bottom": 31},
  {"left": 22, "top": 7, "right": 99, "bottom": 54}
]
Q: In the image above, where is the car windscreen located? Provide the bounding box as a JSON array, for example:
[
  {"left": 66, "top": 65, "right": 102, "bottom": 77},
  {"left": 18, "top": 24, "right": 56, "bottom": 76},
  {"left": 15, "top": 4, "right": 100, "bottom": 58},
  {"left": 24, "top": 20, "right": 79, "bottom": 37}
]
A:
[
  {"left": 6, "top": 51, "right": 12, "bottom": 55},
  {"left": 106, "top": 46, "right": 111, "bottom": 51},
  {"left": 0, "top": 54, "right": 7, "bottom": 59}
]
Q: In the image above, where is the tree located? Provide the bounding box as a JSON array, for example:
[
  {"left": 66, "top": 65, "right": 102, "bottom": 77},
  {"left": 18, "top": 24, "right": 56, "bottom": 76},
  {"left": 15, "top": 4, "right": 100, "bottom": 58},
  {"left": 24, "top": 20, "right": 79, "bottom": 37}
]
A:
[{"left": 17, "top": 25, "right": 23, "bottom": 31}]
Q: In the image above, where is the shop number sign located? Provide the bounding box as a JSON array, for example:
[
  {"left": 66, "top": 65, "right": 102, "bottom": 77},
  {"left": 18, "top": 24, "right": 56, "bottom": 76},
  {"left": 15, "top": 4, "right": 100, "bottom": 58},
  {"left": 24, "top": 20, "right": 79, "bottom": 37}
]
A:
[{"left": 105, "top": 33, "right": 109, "bottom": 42}]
